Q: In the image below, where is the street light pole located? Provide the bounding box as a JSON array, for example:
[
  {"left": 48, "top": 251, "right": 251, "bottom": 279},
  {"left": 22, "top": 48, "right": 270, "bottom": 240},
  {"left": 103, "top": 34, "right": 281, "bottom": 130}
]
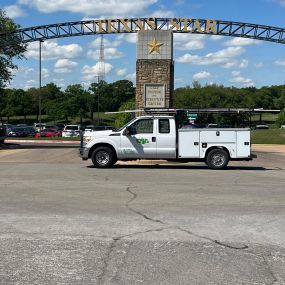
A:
[{"left": 39, "top": 40, "right": 43, "bottom": 130}]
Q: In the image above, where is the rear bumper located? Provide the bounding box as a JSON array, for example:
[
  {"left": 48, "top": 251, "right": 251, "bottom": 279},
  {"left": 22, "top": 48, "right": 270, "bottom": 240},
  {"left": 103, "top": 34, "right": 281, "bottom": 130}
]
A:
[{"left": 231, "top": 154, "right": 257, "bottom": 161}]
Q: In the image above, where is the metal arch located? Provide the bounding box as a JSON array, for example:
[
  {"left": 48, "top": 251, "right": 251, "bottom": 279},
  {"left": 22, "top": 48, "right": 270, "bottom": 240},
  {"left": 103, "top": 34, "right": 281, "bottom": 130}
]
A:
[{"left": 0, "top": 18, "right": 285, "bottom": 45}]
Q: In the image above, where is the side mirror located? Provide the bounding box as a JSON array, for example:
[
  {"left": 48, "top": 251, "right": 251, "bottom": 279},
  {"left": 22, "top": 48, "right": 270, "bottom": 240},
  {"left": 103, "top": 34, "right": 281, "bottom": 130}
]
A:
[{"left": 124, "top": 127, "right": 131, "bottom": 136}]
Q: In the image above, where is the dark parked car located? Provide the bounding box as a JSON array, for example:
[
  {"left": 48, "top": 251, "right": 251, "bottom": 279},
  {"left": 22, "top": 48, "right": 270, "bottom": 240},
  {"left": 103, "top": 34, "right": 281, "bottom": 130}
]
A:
[
  {"left": 24, "top": 126, "right": 37, "bottom": 137},
  {"left": 8, "top": 127, "right": 29, "bottom": 137},
  {"left": 0, "top": 126, "right": 6, "bottom": 143},
  {"left": 56, "top": 124, "right": 65, "bottom": 131}
]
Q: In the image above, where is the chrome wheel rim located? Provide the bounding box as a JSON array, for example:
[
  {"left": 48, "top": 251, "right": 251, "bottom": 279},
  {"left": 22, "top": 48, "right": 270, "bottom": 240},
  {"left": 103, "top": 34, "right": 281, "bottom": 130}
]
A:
[
  {"left": 96, "top": 150, "right": 110, "bottom": 165},
  {"left": 212, "top": 152, "right": 225, "bottom": 167}
]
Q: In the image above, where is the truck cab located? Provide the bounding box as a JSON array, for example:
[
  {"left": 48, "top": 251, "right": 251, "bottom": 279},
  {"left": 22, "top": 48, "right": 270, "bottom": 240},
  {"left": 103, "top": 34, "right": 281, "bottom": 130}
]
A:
[{"left": 79, "top": 115, "right": 253, "bottom": 169}]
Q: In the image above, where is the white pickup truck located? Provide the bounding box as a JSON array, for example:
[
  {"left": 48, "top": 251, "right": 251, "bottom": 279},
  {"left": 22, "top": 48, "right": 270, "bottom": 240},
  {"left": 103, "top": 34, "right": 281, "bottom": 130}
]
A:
[{"left": 79, "top": 115, "right": 254, "bottom": 169}]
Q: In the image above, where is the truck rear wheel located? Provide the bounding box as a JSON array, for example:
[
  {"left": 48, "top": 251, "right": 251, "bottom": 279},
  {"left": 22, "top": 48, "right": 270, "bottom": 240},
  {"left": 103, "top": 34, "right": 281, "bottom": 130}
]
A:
[
  {"left": 206, "top": 149, "right": 229, "bottom": 169},
  {"left": 91, "top": 147, "right": 116, "bottom": 168}
]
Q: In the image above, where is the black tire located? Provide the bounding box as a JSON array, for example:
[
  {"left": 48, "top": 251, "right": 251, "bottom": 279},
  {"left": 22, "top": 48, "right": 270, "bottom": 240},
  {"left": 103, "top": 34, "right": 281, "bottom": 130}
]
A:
[
  {"left": 91, "top": 146, "right": 116, "bottom": 168},
  {"left": 206, "top": 149, "right": 229, "bottom": 169}
]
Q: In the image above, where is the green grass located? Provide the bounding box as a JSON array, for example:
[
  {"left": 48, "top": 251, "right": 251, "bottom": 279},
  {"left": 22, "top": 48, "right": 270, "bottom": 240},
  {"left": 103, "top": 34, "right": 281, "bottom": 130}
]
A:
[
  {"left": 251, "top": 113, "right": 278, "bottom": 123},
  {"left": 251, "top": 129, "right": 285, "bottom": 144}
]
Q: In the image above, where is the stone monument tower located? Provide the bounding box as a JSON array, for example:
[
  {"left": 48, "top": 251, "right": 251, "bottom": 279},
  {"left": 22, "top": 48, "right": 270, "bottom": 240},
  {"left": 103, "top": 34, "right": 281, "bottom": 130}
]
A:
[{"left": 136, "top": 30, "right": 174, "bottom": 110}]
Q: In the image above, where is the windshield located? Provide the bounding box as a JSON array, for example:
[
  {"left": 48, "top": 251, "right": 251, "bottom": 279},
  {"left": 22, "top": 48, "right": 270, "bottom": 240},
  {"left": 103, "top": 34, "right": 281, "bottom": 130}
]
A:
[
  {"left": 65, "top": 126, "right": 79, "bottom": 131},
  {"left": 116, "top": 118, "right": 137, "bottom": 132},
  {"left": 12, "top": 128, "right": 25, "bottom": 132}
]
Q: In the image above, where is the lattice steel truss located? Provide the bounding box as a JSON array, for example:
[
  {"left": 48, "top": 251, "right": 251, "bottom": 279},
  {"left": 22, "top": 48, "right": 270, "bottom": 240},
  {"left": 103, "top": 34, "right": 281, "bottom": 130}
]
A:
[{"left": 0, "top": 18, "right": 285, "bottom": 45}]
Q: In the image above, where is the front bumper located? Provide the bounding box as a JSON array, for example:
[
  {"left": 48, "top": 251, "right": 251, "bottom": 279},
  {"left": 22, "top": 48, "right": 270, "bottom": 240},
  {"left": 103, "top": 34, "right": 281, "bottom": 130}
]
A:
[{"left": 79, "top": 147, "right": 90, "bottom": 160}]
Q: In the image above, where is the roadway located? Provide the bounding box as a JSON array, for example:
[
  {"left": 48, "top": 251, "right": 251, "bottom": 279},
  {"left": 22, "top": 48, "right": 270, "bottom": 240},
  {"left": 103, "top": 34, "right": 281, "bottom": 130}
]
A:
[{"left": 0, "top": 142, "right": 284, "bottom": 284}]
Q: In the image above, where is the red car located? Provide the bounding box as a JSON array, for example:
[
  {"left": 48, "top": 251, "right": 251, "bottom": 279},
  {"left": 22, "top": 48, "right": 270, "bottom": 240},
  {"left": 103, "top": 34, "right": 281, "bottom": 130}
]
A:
[{"left": 35, "top": 128, "right": 61, "bottom": 138}]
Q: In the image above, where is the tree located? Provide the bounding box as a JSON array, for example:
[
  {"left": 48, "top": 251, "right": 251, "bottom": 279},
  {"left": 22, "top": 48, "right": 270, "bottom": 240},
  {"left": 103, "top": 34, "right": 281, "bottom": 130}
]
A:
[
  {"left": 66, "top": 84, "right": 90, "bottom": 125},
  {"left": 0, "top": 88, "right": 16, "bottom": 122},
  {"left": 0, "top": 9, "right": 26, "bottom": 88},
  {"left": 114, "top": 98, "right": 136, "bottom": 128},
  {"left": 89, "top": 80, "right": 135, "bottom": 118},
  {"left": 111, "top": 80, "right": 135, "bottom": 111},
  {"left": 14, "top": 89, "right": 32, "bottom": 122},
  {"left": 276, "top": 109, "right": 285, "bottom": 127}
]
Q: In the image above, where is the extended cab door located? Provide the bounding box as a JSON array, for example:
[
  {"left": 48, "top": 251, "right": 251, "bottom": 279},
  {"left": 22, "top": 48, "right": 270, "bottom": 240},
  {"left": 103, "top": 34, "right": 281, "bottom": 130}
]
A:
[
  {"left": 156, "top": 118, "right": 176, "bottom": 159},
  {"left": 120, "top": 118, "right": 157, "bottom": 159}
]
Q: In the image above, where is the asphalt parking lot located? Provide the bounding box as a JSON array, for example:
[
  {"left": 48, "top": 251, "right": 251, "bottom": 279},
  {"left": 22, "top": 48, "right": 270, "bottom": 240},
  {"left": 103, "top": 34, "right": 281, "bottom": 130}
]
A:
[{"left": 0, "top": 143, "right": 284, "bottom": 285}]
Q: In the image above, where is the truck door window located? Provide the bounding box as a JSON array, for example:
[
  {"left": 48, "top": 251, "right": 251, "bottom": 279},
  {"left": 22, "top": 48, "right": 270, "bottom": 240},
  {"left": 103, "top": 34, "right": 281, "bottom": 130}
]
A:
[
  {"left": 129, "top": 119, "right": 153, "bottom": 135},
  {"left": 159, "top": 119, "right": 170, "bottom": 134}
]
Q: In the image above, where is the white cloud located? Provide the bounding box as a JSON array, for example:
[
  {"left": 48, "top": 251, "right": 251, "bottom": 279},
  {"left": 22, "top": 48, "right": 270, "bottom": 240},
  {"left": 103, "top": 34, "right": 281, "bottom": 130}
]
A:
[
  {"left": 3, "top": 5, "right": 25, "bottom": 18},
  {"left": 274, "top": 0, "right": 285, "bottom": 6},
  {"left": 274, "top": 59, "right": 285, "bottom": 66},
  {"left": 52, "top": 78, "right": 66, "bottom": 89},
  {"left": 208, "top": 35, "right": 224, "bottom": 41},
  {"left": 18, "top": 0, "right": 157, "bottom": 16},
  {"left": 230, "top": 71, "right": 254, "bottom": 87},
  {"left": 192, "top": 71, "right": 211, "bottom": 80},
  {"left": 176, "top": 47, "right": 245, "bottom": 68},
  {"left": 90, "top": 37, "right": 121, "bottom": 48},
  {"left": 151, "top": 9, "right": 175, "bottom": 18},
  {"left": 239, "top": 59, "right": 249, "bottom": 68},
  {"left": 224, "top": 37, "right": 261, "bottom": 47},
  {"left": 116, "top": 68, "right": 127, "bottom": 76},
  {"left": 117, "top": 33, "right": 137, "bottom": 44},
  {"left": 221, "top": 61, "right": 236, "bottom": 68},
  {"left": 255, "top": 62, "right": 264, "bottom": 68},
  {"left": 87, "top": 48, "right": 123, "bottom": 60},
  {"left": 126, "top": 72, "right": 136, "bottom": 83},
  {"left": 42, "top": 68, "right": 50, "bottom": 78},
  {"left": 81, "top": 63, "right": 113, "bottom": 81},
  {"left": 25, "top": 41, "right": 82, "bottom": 60},
  {"left": 15, "top": 67, "right": 34, "bottom": 76},
  {"left": 24, "top": 79, "right": 37, "bottom": 90},
  {"left": 174, "top": 34, "right": 205, "bottom": 50},
  {"left": 54, "top": 59, "right": 78, "bottom": 73}
]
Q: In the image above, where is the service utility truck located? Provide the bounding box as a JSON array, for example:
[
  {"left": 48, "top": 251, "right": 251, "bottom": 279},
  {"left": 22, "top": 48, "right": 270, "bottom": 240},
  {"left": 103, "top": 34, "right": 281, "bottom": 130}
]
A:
[{"left": 79, "top": 113, "right": 254, "bottom": 169}]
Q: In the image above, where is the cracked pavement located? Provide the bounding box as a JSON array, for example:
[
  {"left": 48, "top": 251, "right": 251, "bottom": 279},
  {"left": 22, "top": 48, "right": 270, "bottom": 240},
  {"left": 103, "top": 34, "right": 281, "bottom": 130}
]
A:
[{"left": 0, "top": 145, "right": 285, "bottom": 284}]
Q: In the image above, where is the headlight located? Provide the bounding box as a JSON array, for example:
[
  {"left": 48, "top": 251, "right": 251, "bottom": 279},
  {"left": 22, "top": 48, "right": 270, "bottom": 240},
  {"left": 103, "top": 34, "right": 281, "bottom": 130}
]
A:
[{"left": 83, "top": 136, "right": 92, "bottom": 144}]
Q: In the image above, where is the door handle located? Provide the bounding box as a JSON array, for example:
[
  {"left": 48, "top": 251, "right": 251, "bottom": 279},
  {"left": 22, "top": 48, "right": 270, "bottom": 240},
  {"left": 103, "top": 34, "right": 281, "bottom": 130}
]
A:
[{"left": 152, "top": 137, "right": 156, "bottom": 142}]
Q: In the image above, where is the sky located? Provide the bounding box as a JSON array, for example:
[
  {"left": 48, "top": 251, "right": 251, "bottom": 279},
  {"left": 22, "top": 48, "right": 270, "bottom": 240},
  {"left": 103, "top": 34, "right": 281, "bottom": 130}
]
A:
[{"left": 1, "top": 0, "right": 285, "bottom": 90}]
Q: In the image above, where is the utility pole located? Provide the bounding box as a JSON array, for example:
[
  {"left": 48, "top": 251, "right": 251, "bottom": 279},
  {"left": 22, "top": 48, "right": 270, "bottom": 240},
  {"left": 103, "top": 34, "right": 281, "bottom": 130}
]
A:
[
  {"left": 96, "top": 34, "right": 105, "bottom": 125},
  {"left": 98, "top": 34, "right": 105, "bottom": 83}
]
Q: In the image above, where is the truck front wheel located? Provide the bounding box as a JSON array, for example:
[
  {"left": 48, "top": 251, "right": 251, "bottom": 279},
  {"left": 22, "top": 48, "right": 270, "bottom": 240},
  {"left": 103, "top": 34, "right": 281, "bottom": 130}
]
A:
[
  {"left": 206, "top": 149, "right": 229, "bottom": 169},
  {"left": 91, "top": 147, "right": 116, "bottom": 168}
]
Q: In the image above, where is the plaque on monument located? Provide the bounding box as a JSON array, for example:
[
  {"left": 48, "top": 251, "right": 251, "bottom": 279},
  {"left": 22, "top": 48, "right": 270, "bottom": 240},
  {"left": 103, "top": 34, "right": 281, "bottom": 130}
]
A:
[{"left": 144, "top": 84, "right": 165, "bottom": 108}]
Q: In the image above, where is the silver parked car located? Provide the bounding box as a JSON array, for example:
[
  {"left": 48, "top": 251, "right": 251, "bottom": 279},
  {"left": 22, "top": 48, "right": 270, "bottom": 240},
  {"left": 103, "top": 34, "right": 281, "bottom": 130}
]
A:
[{"left": 62, "top": 125, "right": 81, "bottom": 137}]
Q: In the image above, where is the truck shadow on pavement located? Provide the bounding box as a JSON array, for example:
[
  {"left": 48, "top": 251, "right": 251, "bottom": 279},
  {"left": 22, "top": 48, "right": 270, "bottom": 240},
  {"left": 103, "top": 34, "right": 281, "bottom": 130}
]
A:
[{"left": 87, "top": 164, "right": 268, "bottom": 171}]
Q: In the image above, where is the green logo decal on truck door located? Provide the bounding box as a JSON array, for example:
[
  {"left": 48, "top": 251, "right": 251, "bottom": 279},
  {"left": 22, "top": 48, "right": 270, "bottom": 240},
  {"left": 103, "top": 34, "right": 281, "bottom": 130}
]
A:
[{"left": 136, "top": 138, "right": 150, "bottom": 144}]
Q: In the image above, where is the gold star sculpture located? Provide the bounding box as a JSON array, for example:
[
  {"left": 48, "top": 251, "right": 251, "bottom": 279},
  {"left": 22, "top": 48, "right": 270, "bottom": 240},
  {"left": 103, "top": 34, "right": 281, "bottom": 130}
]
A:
[{"left": 147, "top": 38, "right": 164, "bottom": 54}]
